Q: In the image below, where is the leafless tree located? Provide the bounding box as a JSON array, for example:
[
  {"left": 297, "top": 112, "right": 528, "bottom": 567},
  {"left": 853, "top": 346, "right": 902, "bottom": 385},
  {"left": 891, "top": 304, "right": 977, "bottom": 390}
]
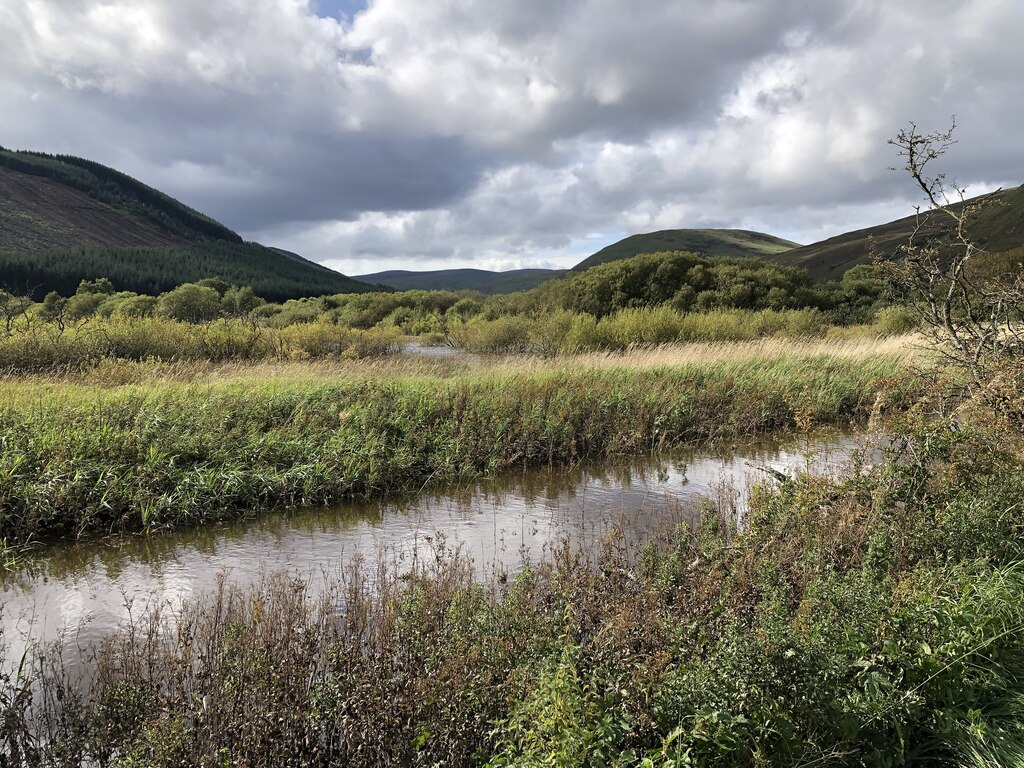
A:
[{"left": 879, "top": 117, "right": 1022, "bottom": 390}]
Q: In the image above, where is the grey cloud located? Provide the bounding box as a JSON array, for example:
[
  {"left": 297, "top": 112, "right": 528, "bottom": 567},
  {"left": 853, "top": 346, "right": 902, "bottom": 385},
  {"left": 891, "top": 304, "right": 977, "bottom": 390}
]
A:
[
  {"left": 2, "top": 0, "right": 1023, "bottom": 272},
  {"left": 2, "top": 53, "right": 488, "bottom": 231}
]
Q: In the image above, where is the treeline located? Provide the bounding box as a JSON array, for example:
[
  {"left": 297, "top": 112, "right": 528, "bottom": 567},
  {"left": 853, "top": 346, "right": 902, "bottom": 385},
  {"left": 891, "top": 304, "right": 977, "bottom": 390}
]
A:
[
  {"left": 0, "top": 246, "right": 893, "bottom": 326},
  {"left": 0, "top": 242, "right": 373, "bottom": 302},
  {"left": 0, "top": 250, "right": 918, "bottom": 369},
  {"left": 524, "top": 251, "right": 887, "bottom": 321},
  {"left": 258, "top": 251, "right": 903, "bottom": 347},
  {"left": 0, "top": 278, "right": 401, "bottom": 372},
  {"left": 0, "top": 147, "right": 239, "bottom": 242}
]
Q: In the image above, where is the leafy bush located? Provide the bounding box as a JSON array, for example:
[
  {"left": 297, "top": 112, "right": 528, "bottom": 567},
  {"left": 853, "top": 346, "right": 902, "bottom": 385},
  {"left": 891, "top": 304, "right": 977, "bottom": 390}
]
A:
[
  {"left": 157, "top": 283, "right": 223, "bottom": 323},
  {"left": 112, "top": 294, "right": 158, "bottom": 318},
  {"left": 448, "top": 315, "right": 534, "bottom": 354}
]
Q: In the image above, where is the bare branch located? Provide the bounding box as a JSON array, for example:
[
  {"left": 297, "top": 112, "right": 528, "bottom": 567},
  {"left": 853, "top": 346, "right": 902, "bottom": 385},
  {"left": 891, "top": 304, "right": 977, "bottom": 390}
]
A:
[{"left": 879, "top": 119, "right": 1017, "bottom": 396}]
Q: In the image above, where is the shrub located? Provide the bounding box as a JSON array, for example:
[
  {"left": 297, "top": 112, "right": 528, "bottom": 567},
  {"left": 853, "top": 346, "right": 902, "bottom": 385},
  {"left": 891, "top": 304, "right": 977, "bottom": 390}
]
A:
[
  {"left": 448, "top": 316, "right": 533, "bottom": 354},
  {"left": 157, "top": 283, "right": 223, "bottom": 323},
  {"left": 113, "top": 294, "right": 158, "bottom": 318},
  {"left": 874, "top": 305, "right": 919, "bottom": 335}
]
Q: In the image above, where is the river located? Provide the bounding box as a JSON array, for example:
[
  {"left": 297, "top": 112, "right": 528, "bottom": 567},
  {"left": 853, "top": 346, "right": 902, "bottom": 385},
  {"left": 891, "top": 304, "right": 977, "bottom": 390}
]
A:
[{"left": 1, "top": 430, "right": 876, "bottom": 670}]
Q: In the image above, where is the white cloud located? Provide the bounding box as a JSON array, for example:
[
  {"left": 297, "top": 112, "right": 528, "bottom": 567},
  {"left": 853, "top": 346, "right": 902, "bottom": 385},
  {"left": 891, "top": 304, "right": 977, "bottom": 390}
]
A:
[{"left": 1, "top": 0, "right": 1023, "bottom": 272}]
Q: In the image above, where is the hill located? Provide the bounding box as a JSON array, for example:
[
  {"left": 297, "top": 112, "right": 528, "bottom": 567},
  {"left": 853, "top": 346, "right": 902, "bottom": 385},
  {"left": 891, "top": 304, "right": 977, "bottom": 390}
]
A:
[
  {"left": 572, "top": 229, "right": 801, "bottom": 271},
  {"left": 359, "top": 230, "right": 800, "bottom": 295},
  {"left": 355, "top": 268, "right": 562, "bottom": 294},
  {"left": 777, "top": 185, "right": 1024, "bottom": 279},
  {"left": 0, "top": 148, "right": 374, "bottom": 300}
]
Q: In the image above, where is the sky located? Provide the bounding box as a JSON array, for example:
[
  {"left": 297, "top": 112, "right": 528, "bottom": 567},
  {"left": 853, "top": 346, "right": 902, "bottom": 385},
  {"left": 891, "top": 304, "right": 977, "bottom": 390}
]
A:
[{"left": 1, "top": 0, "right": 1022, "bottom": 276}]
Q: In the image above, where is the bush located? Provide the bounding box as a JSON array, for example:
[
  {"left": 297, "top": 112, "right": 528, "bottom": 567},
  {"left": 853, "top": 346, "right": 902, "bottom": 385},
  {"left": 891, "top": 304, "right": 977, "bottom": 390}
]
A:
[
  {"left": 280, "top": 322, "right": 402, "bottom": 359},
  {"left": 157, "top": 283, "right": 223, "bottom": 323},
  {"left": 448, "top": 316, "right": 533, "bottom": 354},
  {"left": 113, "top": 294, "right": 158, "bottom": 318},
  {"left": 874, "top": 305, "right": 919, "bottom": 335}
]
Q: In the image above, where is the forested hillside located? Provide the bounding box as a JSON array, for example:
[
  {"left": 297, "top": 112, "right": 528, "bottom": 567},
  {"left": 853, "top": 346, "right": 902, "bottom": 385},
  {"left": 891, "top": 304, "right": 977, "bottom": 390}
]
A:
[
  {"left": 0, "top": 242, "right": 374, "bottom": 301},
  {"left": 0, "top": 148, "right": 374, "bottom": 299},
  {"left": 0, "top": 148, "right": 239, "bottom": 244}
]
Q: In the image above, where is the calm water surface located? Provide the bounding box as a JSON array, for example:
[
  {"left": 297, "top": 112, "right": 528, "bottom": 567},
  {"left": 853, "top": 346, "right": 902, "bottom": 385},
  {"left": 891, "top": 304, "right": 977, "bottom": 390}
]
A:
[{"left": 1, "top": 431, "right": 875, "bottom": 663}]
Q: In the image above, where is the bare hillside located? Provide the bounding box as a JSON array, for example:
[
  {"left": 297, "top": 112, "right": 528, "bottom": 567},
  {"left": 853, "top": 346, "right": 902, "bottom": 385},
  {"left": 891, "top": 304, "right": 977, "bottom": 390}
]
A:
[{"left": 0, "top": 166, "right": 188, "bottom": 252}]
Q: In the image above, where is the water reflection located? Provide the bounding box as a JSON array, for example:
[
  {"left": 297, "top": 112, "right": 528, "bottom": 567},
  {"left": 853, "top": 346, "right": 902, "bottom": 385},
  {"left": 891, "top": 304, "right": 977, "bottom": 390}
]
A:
[
  {"left": 400, "top": 341, "right": 471, "bottom": 360},
  {"left": 1, "top": 431, "right": 872, "bottom": 664}
]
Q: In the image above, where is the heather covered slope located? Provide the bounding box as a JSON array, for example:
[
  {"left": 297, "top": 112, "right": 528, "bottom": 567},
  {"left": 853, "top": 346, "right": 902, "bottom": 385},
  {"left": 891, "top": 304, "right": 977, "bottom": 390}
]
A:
[
  {"left": 778, "top": 185, "right": 1024, "bottom": 279},
  {"left": 572, "top": 228, "right": 800, "bottom": 271}
]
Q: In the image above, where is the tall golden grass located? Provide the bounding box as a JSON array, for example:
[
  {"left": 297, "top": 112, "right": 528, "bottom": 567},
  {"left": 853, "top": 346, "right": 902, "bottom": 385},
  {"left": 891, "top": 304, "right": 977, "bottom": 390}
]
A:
[{"left": 0, "top": 334, "right": 923, "bottom": 391}]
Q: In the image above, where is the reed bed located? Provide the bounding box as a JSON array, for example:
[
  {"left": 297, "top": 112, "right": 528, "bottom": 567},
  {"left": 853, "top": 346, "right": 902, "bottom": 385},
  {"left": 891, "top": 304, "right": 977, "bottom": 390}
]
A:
[
  {"left": 0, "top": 317, "right": 404, "bottom": 375},
  {"left": 499, "top": 334, "right": 925, "bottom": 373},
  {"left": 0, "top": 341, "right": 917, "bottom": 543},
  {"left": 0, "top": 334, "right": 922, "bottom": 389}
]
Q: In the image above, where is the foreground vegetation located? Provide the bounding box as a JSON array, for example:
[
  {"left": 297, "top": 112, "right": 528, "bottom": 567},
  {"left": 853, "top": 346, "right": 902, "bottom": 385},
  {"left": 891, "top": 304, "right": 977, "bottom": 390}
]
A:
[
  {"left": 3, "top": 373, "right": 1023, "bottom": 766},
  {"left": 0, "top": 339, "right": 914, "bottom": 543}
]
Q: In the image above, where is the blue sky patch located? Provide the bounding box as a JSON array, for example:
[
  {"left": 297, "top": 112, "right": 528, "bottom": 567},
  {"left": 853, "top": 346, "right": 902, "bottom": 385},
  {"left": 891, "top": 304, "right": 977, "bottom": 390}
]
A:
[{"left": 313, "top": 0, "right": 367, "bottom": 21}]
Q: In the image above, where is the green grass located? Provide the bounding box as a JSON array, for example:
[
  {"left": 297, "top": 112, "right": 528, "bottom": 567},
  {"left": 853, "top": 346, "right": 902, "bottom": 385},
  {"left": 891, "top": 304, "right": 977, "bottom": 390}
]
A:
[{"left": 0, "top": 350, "right": 910, "bottom": 542}]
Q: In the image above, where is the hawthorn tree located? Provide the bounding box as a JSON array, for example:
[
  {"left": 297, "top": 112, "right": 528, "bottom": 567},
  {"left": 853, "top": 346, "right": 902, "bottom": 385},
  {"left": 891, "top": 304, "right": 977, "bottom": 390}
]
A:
[{"left": 880, "top": 118, "right": 1022, "bottom": 391}]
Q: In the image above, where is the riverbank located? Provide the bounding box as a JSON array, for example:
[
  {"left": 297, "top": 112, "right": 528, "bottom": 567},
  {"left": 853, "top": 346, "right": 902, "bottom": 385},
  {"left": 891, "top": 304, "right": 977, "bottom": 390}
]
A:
[
  {"left": 3, "top": 409, "right": 1022, "bottom": 766},
  {"left": 0, "top": 338, "right": 920, "bottom": 543},
  {"left": 0, "top": 432, "right": 866, "bottom": 675}
]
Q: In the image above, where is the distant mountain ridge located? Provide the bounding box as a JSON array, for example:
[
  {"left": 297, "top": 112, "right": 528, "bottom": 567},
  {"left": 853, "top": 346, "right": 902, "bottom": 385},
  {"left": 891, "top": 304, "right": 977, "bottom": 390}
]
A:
[
  {"left": 0, "top": 148, "right": 375, "bottom": 300},
  {"left": 360, "top": 230, "right": 802, "bottom": 294},
  {"left": 342, "top": 189, "right": 1024, "bottom": 296},
  {"left": 355, "top": 267, "right": 562, "bottom": 294}
]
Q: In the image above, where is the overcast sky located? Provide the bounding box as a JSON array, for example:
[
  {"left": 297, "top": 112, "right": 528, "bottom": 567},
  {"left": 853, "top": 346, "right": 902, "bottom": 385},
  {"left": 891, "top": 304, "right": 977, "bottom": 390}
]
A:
[{"left": 2, "top": 0, "right": 1022, "bottom": 275}]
